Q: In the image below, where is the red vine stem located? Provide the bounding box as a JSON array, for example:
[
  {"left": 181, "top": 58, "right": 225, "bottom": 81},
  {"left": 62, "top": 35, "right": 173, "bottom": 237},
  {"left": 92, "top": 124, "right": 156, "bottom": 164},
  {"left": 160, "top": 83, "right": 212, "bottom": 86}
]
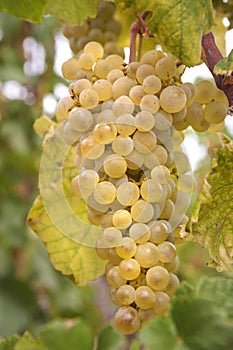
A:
[{"left": 201, "top": 32, "right": 233, "bottom": 108}]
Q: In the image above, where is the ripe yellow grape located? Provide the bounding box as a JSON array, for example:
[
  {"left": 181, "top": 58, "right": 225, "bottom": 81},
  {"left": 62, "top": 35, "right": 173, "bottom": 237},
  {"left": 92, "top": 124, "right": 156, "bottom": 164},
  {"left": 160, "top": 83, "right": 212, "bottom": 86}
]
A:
[
  {"left": 203, "top": 100, "right": 227, "bottom": 124},
  {"left": 131, "top": 200, "right": 154, "bottom": 223},
  {"left": 135, "top": 286, "right": 156, "bottom": 309},
  {"left": 112, "top": 209, "right": 132, "bottom": 229},
  {"left": 119, "top": 258, "right": 141, "bottom": 280},
  {"left": 61, "top": 57, "right": 80, "bottom": 80},
  {"left": 116, "top": 237, "right": 137, "bottom": 259},
  {"left": 142, "top": 75, "right": 162, "bottom": 94},
  {"left": 195, "top": 80, "right": 217, "bottom": 104},
  {"left": 157, "top": 241, "right": 176, "bottom": 263},
  {"left": 79, "top": 88, "right": 99, "bottom": 109},
  {"left": 83, "top": 41, "right": 104, "bottom": 59},
  {"left": 134, "top": 242, "right": 160, "bottom": 268},
  {"left": 146, "top": 266, "right": 170, "bottom": 291},
  {"left": 112, "top": 135, "right": 134, "bottom": 156},
  {"left": 155, "top": 56, "right": 176, "bottom": 80},
  {"left": 140, "top": 179, "right": 163, "bottom": 203},
  {"left": 92, "top": 79, "right": 112, "bottom": 101},
  {"left": 160, "top": 86, "right": 187, "bottom": 113},
  {"left": 129, "top": 223, "right": 151, "bottom": 244},
  {"left": 153, "top": 291, "right": 170, "bottom": 315},
  {"left": 114, "top": 306, "right": 141, "bottom": 334},
  {"left": 93, "top": 122, "right": 117, "bottom": 144},
  {"left": 107, "top": 266, "right": 127, "bottom": 288},
  {"left": 148, "top": 220, "right": 169, "bottom": 244},
  {"left": 80, "top": 134, "right": 105, "bottom": 159},
  {"left": 116, "top": 181, "right": 140, "bottom": 206},
  {"left": 117, "top": 285, "right": 136, "bottom": 306},
  {"left": 135, "top": 111, "right": 155, "bottom": 131},
  {"left": 133, "top": 130, "right": 157, "bottom": 153},
  {"left": 104, "top": 154, "right": 127, "bottom": 178},
  {"left": 140, "top": 94, "right": 160, "bottom": 114},
  {"left": 136, "top": 64, "right": 155, "bottom": 84},
  {"left": 93, "top": 181, "right": 116, "bottom": 204}
]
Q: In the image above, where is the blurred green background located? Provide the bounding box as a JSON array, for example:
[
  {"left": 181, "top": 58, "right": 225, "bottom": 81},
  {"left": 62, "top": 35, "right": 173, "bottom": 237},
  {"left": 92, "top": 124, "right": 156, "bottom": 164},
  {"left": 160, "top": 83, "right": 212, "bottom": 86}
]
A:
[{"left": 0, "top": 10, "right": 231, "bottom": 345}]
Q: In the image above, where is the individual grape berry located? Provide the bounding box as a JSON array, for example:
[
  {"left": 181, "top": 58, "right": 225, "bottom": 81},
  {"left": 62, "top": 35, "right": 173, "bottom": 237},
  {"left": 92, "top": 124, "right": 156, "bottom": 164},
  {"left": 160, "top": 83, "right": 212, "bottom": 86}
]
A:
[{"left": 114, "top": 306, "right": 141, "bottom": 334}]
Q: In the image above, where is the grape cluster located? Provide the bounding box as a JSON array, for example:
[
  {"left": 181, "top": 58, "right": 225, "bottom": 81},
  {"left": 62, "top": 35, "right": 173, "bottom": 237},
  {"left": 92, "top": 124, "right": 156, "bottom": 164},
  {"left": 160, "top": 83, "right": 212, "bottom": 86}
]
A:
[
  {"left": 57, "top": 41, "right": 201, "bottom": 334},
  {"left": 62, "top": 1, "right": 124, "bottom": 58},
  {"left": 173, "top": 80, "right": 229, "bottom": 132}
]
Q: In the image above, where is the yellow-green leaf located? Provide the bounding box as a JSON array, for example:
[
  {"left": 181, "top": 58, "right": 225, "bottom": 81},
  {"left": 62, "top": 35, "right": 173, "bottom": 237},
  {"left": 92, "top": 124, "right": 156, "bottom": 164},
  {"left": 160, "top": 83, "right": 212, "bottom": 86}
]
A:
[
  {"left": 0, "top": 0, "right": 48, "bottom": 23},
  {"left": 214, "top": 49, "right": 233, "bottom": 76},
  {"left": 148, "top": 0, "right": 215, "bottom": 66},
  {"left": 46, "top": 0, "right": 101, "bottom": 26},
  {"left": 27, "top": 127, "right": 105, "bottom": 285},
  {"left": 187, "top": 137, "right": 233, "bottom": 272}
]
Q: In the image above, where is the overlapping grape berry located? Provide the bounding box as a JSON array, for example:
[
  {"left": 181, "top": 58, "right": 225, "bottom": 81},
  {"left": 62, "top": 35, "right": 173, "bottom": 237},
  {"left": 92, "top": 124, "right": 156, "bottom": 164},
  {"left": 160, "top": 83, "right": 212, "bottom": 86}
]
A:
[
  {"left": 62, "top": 1, "right": 124, "bottom": 58},
  {"left": 56, "top": 41, "right": 211, "bottom": 334}
]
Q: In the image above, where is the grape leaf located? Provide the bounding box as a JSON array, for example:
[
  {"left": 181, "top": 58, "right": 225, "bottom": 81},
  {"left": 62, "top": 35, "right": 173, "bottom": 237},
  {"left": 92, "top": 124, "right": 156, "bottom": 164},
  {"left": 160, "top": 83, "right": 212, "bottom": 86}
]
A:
[
  {"left": 14, "top": 333, "right": 46, "bottom": 350},
  {"left": 45, "top": 0, "right": 101, "bottom": 26},
  {"left": 40, "top": 318, "right": 94, "bottom": 350},
  {"left": 116, "top": 0, "right": 214, "bottom": 66},
  {"left": 27, "top": 194, "right": 105, "bottom": 286},
  {"left": 0, "top": 336, "right": 20, "bottom": 350},
  {"left": 187, "top": 138, "right": 233, "bottom": 272},
  {"left": 97, "top": 324, "right": 125, "bottom": 350},
  {"left": 214, "top": 49, "right": 233, "bottom": 75},
  {"left": 0, "top": 0, "right": 48, "bottom": 23}
]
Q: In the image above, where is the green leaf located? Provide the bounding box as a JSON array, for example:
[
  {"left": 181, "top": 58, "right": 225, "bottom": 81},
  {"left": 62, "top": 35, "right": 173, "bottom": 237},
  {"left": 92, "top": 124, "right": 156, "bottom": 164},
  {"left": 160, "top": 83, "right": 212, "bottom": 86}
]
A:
[
  {"left": 187, "top": 137, "right": 233, "bottom": 272},
  {"left": 46, "top": 0, "right": 101, "bottom": 26},
  {"left": 148, "top": 0, "right": 215, "bottom": 66},
  {"left": 14, "top": 333, "right": 46, "bottom": 350},
  {"left": 0, "top": 335, "right": 19, "bottom": 350},
  {"left": 129, "top": 339, "right": 140, "bottom": 350},
  {"left": 40, "top": 318, "right": 94, "bottom": 350},
  {"left": 97, "top": 324, "right": 125, "bottom": 350},
  {"left": 171, "top": 279, "right": 233, "bottom": 350},
  {"left": 214, "top": 49, "right": 233, "bottom": 75},
  {"left": 0, "top": 0, "right": 48, "bottom": 23},
  {"left": 139, "top": 316, "right": 180, "bottom": 350}
]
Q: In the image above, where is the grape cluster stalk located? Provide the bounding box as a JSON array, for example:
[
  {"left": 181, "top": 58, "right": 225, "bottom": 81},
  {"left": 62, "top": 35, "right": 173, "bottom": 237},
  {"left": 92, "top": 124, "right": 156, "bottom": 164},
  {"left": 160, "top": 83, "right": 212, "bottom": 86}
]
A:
[{"left": 56, "top": 40, "right": 228, "bottom": 334}]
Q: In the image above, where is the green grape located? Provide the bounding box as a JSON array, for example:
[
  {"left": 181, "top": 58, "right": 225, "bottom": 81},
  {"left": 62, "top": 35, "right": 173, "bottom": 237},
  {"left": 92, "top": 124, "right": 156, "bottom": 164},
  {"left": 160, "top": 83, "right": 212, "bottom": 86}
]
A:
[
  {"left": 151, "top": 165, "right": 170, "bottom": 184},
  {"left": 214, "top": 88, "right": 229, "bottom": 107},
  {"left": 140, "top": 179, "right": 163, "bottom": 203},
  {"left": 164, "top": 256, "right": 179, "bottom": 273},
  {"left": 144, "top": 145, "right": 168, "bottom": 169},
  {"left": 119, "top": 258, "right": 141, "bottom": 280},
  {"left": 116, "top": 285, "right": 136, "bottom": 306},
  {"left": 112, "top": 95, "right": 135, "bottom": 116},
  {"left": 116, "top": 181, "right": 140, "bottom": 206},
  {"left": 129, "top": 85, "right": 145, "bottom": 105},
  {"left": 165, "top": 273, "right": 180, "bottom": 296},
  {"left": 153, "top": 291, "right": 170, "bottom": 315},
  {"left": 116, "top": 237, "right": 137, "bottom": 259},
  {"left": 135, "top": 111, "right": 155, "bottom": 131},
  {"left": 105, "top": 54, "right": 124, "bottom": 69},
  {"left": 79, "top": 88, "right": 99, "bottom": 109},
  {"left": 112, "top": 135, "right": 134, "bottom": 156},
  {"left": 154, "top": 109, "right": 173, "bottom": 131},
  {"left": 84, "top": 41, "right": 104, "bottom": 59},
  {"left": 173, "top": 151, "right": 191, "bottom": 175},
  {"left": 140, "top": 94, "right": 160, "bottom": 114},
  {"left": 186, "top": 101, "right": 210, "bottom": 132},
  {"left": 136, "top": 64, "right": 155, "bottom": 84},
  {"left": 114, "top": 306, "right": 141, "bottom": 334},
  {"left": 146, "top": 266, "right": 170, "bottom": 291},
  {"left": 129, "top": 223, "right": 151, "bottom": 244},
  {"left": 135, "top": 286, "right": 156, "bottom": 310},
  {"left": 102, "top": 227, "right": 123, "bottom": 248},
  {"left": 195, "top": 79, "right": 217, "bottom": 104},
  {"left": 116, "top": 114, "right": 136, "bottom": 136},
  {"left": 112, "top": 76, "right": 136, "bottom": 99},
  {"left": 157, "top": 241, "right": 176, "bottom": 263},
  {"left": 69, "top": 107, "right": 94, "bottom": 132},
  {"left": 78, "top": 169, "right": 99, "bottom": 189},
  {"left": 126, "top": 62, "right": 141, "bottom": 79},
  {"left": 78, "top": 52, "right": 95, "bottom": 69},
  {"left": 107, "top": 266, "right": 127, "bottom": 288},
  {"left": 94, "top": 59, "right": 112, "bottom": 78},
  {"left": 92, "top": 79, "right": 113, "bottom": 101},
  {"left": 104, "top": 154, "right": 127, "bottom": 178},
  {"left": 134, "top": 242, "right": 160, "bottom": 268},
  {"left": 177, "top": 174, "right": 197, "bottom": 192},
  {"left": 142, "top": 75, "right": 162, "bottom": 94},
  {"left": 155, "top": 56, "right": 176, "bottom": 80},
  {"left": 106, "top": 19, "right": 122, "bottom": 36},
  {"left": 61, "top": 57, "right": 80, "bottom": 80},
  {"left": 93, "top": 122, "right": 117, "bottom": 144},
  {"left": 180, "top": 82, "right": 196, "bottom": 106},
  {"left": 131, "top": 200, "right": 154, "bottom": 223},
  {"left": 149, "top": 220, "right": 169, "bottom": 244},
  {"left": 138, "top": 308, "right": 155, "bottom": 324},
  {"left": 140, "top": 49, "right": 165, "bottom": 66},
  {"left": 125, "top": 149, "right": 144, "bottom": 170},
  {"left": 133, "top": 130, "right": 157, "bottom": 153},
  {"left": 160, "top": 86, "right": 187, "bottom": 113},
  {"left": 80, "top": 134, "right": 105, "bottom": 159},
  {"left": 73, "top": 78, "right": 92, "bottom": 95},
  {"left": 112, "top": 209, "right": 132, "bottom": 229},
  {"left": 56, "top": 96, "right": 74, "bottom": 121},
  {"left": 62, "top": 121, "right": 80, "bottom": 145},
  {"left": 93, "top": 181, "right": 116, "bottom": 204},
  {"left": 88, "top": 28, "right": 105, "bottom": 43},
  {"left": 107, "top": 69, "right": 124, "bottom": 84},
  {"left": 203, "top": 100, "right": 227, "bottom": 124}
]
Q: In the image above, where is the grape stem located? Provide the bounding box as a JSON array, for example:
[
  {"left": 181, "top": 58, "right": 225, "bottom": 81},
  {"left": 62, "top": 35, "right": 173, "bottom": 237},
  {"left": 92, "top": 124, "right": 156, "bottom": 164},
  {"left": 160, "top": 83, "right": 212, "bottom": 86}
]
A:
[
  {"left": 129, "top": 11, "right": 151, "bottom": 63},
  {"left": 201, "top": 32, "right": 233, "bottom": 110}
]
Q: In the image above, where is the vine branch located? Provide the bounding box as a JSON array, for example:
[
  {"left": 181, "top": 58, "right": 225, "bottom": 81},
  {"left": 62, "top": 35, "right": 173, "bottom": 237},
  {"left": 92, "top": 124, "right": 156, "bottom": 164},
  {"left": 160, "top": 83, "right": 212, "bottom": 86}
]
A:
[{"left": 201, "top": 32, "right": 233, "bottom": 109}]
